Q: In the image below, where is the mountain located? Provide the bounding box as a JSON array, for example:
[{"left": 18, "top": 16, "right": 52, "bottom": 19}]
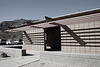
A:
[
  {"left": 0, "top": 19, "right": 39, "bottom": 30},
  {"left": 0, "top": 19, "right": 39, "bottom": 39}
]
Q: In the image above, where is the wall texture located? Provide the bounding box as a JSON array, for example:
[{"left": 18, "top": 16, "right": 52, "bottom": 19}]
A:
[
  {"left": 23, "top": 28, "right": 44, "bottom": 51},
  {"left": 61, "top": 21, "right": 100, "bottom": 54},
  {"left": 23, "top": 21, "right": 100, "bottom": 54}
]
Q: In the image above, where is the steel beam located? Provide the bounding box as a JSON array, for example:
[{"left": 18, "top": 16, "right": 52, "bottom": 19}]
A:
[
  {"left": 23, "top": 31, "right": 33, "bottom": 44},
  {"left": 50, "top": 22, "right": 86, "bottom": 46}
]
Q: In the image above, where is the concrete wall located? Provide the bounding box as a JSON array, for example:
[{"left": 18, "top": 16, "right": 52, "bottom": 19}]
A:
[
  {"left": 0, "top": 46, "right": 26, "bottom": 57},
  {"left": 40, "top": 51, "right": 100, "bottom": 67},
  {"left": 23, "top": 45, "right": 44, "bottom": 51}
]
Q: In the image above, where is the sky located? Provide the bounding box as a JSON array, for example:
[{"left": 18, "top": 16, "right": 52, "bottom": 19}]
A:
[{"left": 0, "top": 0, "right": 100, "bottom": 22}]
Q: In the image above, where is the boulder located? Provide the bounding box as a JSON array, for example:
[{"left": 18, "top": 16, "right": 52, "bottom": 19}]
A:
[{"left": 1, "top": 52, "right": 8, "bottom": 58}]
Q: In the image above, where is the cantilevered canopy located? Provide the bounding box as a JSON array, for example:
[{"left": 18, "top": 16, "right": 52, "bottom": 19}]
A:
[
  {"left": 31, "top": 23, "right": 57, "bottom": 28},
  {"left": 7, "top": 26, "right": 36, "bottom": 31},
  {"left": 29, "top": 10, "right": 100, "bottom": 28},
  {"left": 54, "top": 13, "right": 100, "bottom": 25},
  {"left": 7, "top": 23, "right": 57, "bottom": 31},
  {"left": 8, "top": 8, "right": 100, "bottom": 31}
]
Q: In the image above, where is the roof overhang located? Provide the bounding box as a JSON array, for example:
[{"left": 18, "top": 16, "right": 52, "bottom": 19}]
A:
[{"left": 8, "top": 8, "right": 100, "bottom": 31}]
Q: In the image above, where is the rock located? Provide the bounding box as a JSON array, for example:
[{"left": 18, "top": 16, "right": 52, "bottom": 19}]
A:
[{"left": 1, "top": 53, "right": 8, "bottom": 58}]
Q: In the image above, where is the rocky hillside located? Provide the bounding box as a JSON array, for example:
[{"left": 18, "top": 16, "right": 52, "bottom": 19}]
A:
[
  {"left": 0, "top": 19, "right": 39, "bottom": 30},
  {"left": 0, "top": 19, "right": 39, "bottom": 39}
]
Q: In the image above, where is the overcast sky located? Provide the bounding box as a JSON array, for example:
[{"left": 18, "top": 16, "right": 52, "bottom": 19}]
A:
[{"left": 0, "top": 0, "right": 100, "bottom": 22}]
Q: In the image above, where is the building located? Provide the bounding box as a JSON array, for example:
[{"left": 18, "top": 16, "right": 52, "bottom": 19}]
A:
[{"left": 9, "top": 8, "right": 100, "bottom": 54}]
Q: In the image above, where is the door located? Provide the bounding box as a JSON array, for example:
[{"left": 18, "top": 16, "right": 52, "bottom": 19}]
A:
[{"left": 44, "top": 26, "right": 61, "bottom": 51}]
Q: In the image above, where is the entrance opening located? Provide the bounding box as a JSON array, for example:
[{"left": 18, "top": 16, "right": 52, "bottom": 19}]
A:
[{"left": 44, "top": 26, "right": 61, "bottom": 51}]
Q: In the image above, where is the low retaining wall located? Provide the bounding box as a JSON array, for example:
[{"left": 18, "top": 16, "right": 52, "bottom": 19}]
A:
[
  {"left": 23, "top": 45, "right": 44, "bottom": 51},
  {"left": 0, "top": 46, "right": 26, "bottom": 57},
  {"left": 40, "top": 51, "right": 100, "bottom": 67}
]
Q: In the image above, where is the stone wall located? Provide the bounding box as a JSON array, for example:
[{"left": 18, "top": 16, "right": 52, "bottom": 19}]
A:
[
  {"left": 61, "top": 21, "right": 100, "bottom": 54},
  {"left": 23, "top": 28, "right": 44, "bottom": 51},
  {"left": 23, "top": 21, "right": 100, "bottom": 54}
]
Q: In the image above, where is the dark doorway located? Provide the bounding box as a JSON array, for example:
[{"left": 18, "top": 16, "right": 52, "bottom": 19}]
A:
[{"left": 44, "top": 26, "right": 61, "bottom": 51}]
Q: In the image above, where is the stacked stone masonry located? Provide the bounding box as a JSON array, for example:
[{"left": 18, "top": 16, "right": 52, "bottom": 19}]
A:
[{"left": 23, "top": 21, "right": 100, "bottom": 54}]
